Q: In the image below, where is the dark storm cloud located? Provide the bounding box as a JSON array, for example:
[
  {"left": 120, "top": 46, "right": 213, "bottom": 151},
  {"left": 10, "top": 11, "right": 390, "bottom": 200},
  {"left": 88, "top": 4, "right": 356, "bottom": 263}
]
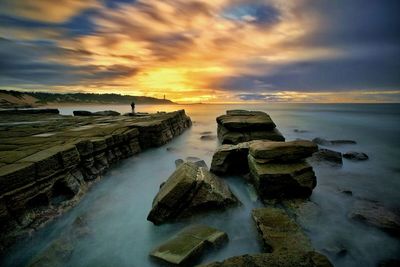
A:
[{"left": 0, "top": 38, "right": 138, "bottom": 86}]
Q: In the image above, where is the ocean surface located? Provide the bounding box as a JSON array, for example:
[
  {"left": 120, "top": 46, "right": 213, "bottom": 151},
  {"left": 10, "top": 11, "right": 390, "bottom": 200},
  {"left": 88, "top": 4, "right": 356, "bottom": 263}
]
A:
[{"left": 2, "top": 103, "right": 400, "bottom": 267}]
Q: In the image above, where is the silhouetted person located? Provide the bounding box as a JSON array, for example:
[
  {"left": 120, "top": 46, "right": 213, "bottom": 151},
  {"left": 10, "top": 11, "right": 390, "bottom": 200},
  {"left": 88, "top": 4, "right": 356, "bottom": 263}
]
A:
[{"left": 130, "top": 101, "right": 135, "bottom": 114}]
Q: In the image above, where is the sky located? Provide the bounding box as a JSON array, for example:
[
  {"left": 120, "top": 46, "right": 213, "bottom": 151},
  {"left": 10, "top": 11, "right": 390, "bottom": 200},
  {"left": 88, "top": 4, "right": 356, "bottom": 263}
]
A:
[{"left": 0, "top": 0, "right": 399, "bottom": 103}]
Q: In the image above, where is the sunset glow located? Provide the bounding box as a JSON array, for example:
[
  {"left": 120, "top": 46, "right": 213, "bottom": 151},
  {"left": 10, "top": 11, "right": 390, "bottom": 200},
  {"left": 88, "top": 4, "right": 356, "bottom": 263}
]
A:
[{"left": 0, "top": 0, "right": 399, "bottom": 103}]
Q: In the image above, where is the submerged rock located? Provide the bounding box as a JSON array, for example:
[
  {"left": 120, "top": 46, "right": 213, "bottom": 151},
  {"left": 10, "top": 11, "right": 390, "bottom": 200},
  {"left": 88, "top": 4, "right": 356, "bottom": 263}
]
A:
[
  {"left": 73, "top": 110, "right": 93, "bottom": 116},
  {"left": 93, "top": 110, "right": 120, "bottom": 116},
  {"left": 217, "top": 110, "right": 284, "bottom": 144},
  {"left": 147, "top": 162, "right": 238, "bottom": 225},
  {"left": 150, "top": 224, "right": 228, "bottom": 265},
  {"left": 249, "top": 140, "right": 318, "bottom": 163},
  {"left": 199, "top": 251, "right": 333, "bottom": 267},
  {"left": 249, "top": 155, "right": 316, "bottom": 200},
  {"left": 343, "top": 151, "right": 369, "bottom": 161},
  {"left": 348, "top": 200, "right": 400, "bottom": 237},
  {"left": 312, "top": 137, "right": 356, "bottom": 146},
  {"left": 311, "top": 148, "right": 343, "bottom": 165},
  {"left": 200, "top": 135, "right": 217, "bottom": 141}
]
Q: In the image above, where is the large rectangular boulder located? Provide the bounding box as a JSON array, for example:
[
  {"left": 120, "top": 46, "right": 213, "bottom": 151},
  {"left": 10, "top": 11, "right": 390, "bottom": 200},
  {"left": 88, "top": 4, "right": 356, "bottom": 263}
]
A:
[{"left": 248, "top": 155, "right": 316, "bottom": 199}]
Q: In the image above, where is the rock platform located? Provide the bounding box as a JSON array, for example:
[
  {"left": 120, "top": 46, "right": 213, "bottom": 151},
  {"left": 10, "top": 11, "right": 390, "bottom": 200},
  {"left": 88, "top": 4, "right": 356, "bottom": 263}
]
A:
[{"left": 0, "top": 109, "right": 191, "bottom": 250}]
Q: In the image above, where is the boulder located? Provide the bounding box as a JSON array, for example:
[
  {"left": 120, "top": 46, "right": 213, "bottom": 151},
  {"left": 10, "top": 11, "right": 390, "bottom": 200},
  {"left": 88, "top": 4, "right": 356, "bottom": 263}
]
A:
[
  {"left": 312, "top": 137, "right": 356, "bottom": 146},
  {"left": 150, "top": 224, "right": 228, "bottom": 265},
  {"left": 252, "top": 207, "right": 313, "bottom": 253},
  {"left": 217, "top": 111, "right": 276, "bottom": 131},
  {"left": 348, "top": 200, "right": 400, "bottom": 237},
  {"left": 73, "top": 110, "right": 93, "bottom": 116},
  {"left": 93, "top": 110, "right": 120, "bottom": 116},
  {"left": 147, "top": 162, "right": 238, "bottom": 225},
  {"left": 311, "top": 149, "right": 342, "bottom": 165},
  {"left": 210, "top": 141, "right": 254, "bottom": 175},
  {"left": 249, "top": 140, "right": 318, "bottom": 163},
  {"left": 199, "top": 251, "right": 333, "bottom": 267},
  {"left": 249, "top": 155, "right": 316, "bottom": 200},
  {"left": 216, "top": 110, "right": 284, "bottom": 145},
  {"left": 343, "top": 151, "right": 368, "bottom": 161}
]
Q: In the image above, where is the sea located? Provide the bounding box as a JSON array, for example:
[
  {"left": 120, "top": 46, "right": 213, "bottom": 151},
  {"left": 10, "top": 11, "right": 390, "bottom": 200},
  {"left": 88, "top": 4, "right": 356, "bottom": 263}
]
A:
[{"left": 2, "top": 103, "right": 400, "bottom": 267}]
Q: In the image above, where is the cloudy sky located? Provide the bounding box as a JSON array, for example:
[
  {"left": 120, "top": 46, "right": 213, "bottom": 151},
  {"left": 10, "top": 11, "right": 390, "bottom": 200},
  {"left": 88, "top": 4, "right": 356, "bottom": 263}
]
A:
[{"left": 0, "top": 0, "right": 399, "bottom": 103}]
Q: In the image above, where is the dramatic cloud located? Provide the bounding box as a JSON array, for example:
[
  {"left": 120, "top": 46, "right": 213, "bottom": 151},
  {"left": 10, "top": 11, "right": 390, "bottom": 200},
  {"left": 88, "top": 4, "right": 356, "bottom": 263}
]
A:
[{"left": 0, "top": 0, "right": 399, "bottom": 102}]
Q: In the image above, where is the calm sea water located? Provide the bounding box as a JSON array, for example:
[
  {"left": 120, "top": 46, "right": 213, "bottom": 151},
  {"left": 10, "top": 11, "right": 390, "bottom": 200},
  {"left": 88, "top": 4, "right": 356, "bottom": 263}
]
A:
[{"left": 2, "top": 103, "right": 400, "bottom": 267}]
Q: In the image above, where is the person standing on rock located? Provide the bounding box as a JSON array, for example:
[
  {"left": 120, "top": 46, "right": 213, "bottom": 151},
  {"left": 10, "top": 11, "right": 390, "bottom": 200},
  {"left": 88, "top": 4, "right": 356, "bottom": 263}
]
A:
[{"left": 131, "top": 101, "right": 135, "bottom": 114}]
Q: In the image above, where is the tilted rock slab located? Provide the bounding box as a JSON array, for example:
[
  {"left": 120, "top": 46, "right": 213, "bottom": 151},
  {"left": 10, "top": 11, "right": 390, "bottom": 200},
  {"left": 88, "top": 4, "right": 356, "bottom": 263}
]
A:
[
  {"left": 216, "top": 110, "right": 284, "bottom": 145},
  {"left": 150, "top": 225, "right": 228, "bottom": 265},
  {"left": 147, "top": 162, "right": 238, "bottom": 225}
]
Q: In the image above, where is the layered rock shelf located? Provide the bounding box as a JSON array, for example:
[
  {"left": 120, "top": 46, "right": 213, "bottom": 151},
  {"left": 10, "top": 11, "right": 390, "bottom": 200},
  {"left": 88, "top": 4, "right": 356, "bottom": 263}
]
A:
[
  {"left": 217, "top": 110, "right": 285, "bottom": 144},
  {"left": 0, "top": 110, "right": 191, "bottom": 250}
]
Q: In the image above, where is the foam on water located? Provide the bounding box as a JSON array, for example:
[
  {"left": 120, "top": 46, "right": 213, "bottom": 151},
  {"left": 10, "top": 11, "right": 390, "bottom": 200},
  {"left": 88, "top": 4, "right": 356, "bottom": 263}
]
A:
[{"left": 2, "top": 103, "right": 400, "bottom": 267}]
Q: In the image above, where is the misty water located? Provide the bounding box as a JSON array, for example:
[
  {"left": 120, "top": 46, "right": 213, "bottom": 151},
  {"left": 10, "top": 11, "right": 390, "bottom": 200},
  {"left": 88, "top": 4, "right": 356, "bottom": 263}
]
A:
[{"left": 2, "top": 103, "right": 400, "bottom": 267}]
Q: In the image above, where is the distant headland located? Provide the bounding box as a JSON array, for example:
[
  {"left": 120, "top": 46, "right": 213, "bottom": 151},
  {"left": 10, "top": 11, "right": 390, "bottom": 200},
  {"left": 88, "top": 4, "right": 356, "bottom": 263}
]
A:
[{"left": 0, "top": 90, "right": 175, "bottom": 109}]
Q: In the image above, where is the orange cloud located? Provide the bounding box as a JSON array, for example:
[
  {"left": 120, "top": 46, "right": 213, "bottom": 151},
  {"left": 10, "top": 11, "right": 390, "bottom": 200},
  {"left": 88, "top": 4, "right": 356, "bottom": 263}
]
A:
[{"left": 0, "top": 0, "right": 99, "bottom": 23}]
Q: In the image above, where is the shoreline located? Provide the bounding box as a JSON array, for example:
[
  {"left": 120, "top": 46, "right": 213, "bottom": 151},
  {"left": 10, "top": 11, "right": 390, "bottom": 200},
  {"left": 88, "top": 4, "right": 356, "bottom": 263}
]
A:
[{"left": 0, "top": 110, "right": 192, "bottom": 253}]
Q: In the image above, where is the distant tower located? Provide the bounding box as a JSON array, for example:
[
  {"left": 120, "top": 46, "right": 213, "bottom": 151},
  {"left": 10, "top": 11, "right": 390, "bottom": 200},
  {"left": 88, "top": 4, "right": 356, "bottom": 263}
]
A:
[{"left": 163, "top": 94, "right": 166, "bottom": 100}]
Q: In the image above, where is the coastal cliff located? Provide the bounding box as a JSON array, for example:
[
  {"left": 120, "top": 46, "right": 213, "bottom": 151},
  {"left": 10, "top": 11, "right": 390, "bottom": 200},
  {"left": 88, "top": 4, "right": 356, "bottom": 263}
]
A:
[{"left": 0, "top": 110, "right": 191, "bottom": 251}]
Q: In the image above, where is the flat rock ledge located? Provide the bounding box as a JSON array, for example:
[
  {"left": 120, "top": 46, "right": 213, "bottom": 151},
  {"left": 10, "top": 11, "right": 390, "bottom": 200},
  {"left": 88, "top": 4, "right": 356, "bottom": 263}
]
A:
[
  {"left": 217, "top": 110, "right": 285, "bottom": 145},
  {"left": 150, "top": 225, "right": 228, "bottom": 265},
  {"left": 0, "top": 110, "right": 191, "bottom": 251},
  {"left": 147, "top": 162, "right": 238, "bottom": 225},
  {"left": 199, "top": 207, "right": 332, "bottom": 267}
]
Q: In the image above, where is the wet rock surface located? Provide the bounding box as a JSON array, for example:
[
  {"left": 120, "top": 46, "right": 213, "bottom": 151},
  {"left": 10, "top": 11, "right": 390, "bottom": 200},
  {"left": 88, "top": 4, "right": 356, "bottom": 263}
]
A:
[
  {"left": 217, "top": 110, "right": 284, "bottom": 144},
  {"left": 198, "top": 251, "right": 333, "bottom": 267},
  {"left": 312, "top": 137, "right": 356, "bottom": 146},
  {"left": 0, "top": 110, "right": 192, "bottom": 250},
  {"left": 311, "top": 148, "right": 343, "bottom": 165},
  {"left": 150, "top": 224, "right": 228, "bottom": 265},
  {"left": 147, "top": 162, "right": 238, "bottom": 225},
  {"left": 343, "top": 151, "right": 369, "bottom": 161},
  {"left": 348, "top": 200, "right": 400, "bottom": 237}
]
